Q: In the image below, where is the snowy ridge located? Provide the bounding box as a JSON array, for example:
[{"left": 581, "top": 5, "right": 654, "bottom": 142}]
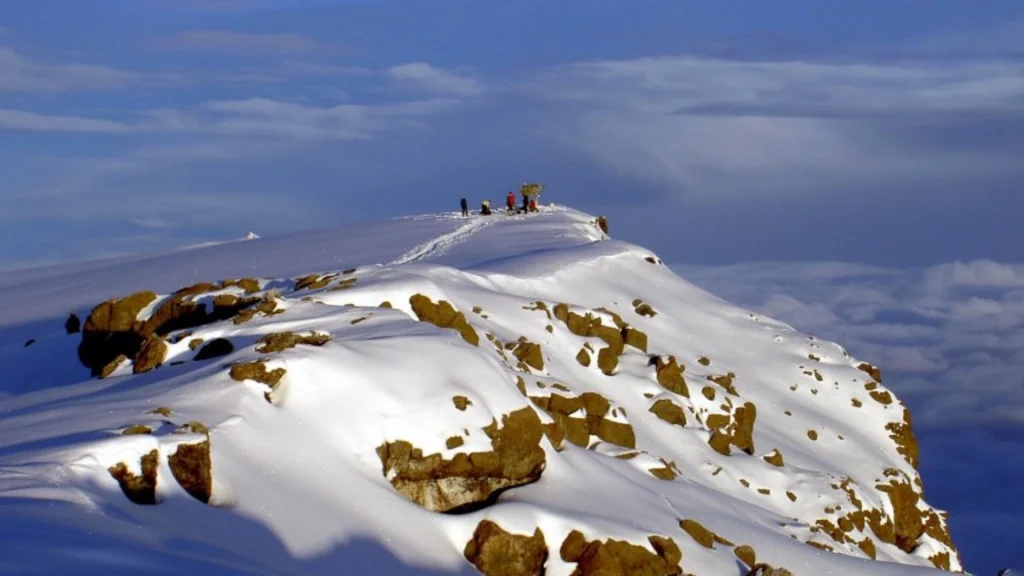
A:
[{"left": 0, "top": 206, "right": 962, "bottom": 575}]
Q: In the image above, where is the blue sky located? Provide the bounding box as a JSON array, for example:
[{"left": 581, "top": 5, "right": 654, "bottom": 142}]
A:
[
  {"left": 1, "top": 1, "right": 1022, "bottom": 573},
  {"left": 1, "top": 0, "right": 1023, "bottom": 269}
]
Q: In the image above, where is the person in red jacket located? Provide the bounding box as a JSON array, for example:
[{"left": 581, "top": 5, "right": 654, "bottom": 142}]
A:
[{"left": 506, "top": 191, "right": 516, "bottom": 214}]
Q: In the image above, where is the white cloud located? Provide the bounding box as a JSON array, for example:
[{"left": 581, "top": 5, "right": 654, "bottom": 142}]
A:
[
  {"left": 387, "top": 62, "right": 484, "bottom": 96},
  {"left": 159, "top": 30, "right": 332, "bottom": 55},
  {"left": 0, "top": 47, "right": 144, "bottom": 92},
  {"left": 523, "top": 55, "right": 1024, "bottom": 202},
  {"left": 676, "top": 260, "right": 1024, "bottom": 427},
  {"left": 0, "top": 109, "right": 132, "bottom": 133}
]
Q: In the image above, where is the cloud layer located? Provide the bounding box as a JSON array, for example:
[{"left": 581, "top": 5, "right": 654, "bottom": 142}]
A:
[
  {"left": 677, "top": 259, "right": 1024, "bottom": 427},
  {"left": 675, "top": 259, "right": 1024, "bottom": 575}
]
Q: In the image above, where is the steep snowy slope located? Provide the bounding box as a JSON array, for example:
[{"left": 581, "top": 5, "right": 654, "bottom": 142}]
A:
[{"left": 0, "top": 206, "right": 962, "bottom": 576}]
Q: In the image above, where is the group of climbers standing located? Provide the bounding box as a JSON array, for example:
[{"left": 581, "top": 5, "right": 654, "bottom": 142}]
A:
[{"left": 462, "top": 183, "right": 543, "bottom": 217}]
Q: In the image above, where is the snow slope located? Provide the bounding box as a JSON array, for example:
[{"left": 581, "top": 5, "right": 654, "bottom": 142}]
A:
[{"left": 0, "top": 206, "right": 962, "bottom": 575}]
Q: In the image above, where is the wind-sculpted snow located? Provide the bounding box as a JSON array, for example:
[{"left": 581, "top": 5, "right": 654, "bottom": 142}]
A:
[{"left": 0, "top": 206, "right": 960, "bottom": 575}]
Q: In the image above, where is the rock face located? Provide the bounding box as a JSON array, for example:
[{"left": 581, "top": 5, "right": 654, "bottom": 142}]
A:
[
  {"left": 168, "top": 440, "right": 212, "bottom": 504},
  {"left": 108, "top": 449, "right": 159, "bottom": 505},
  {"left": 559, "top": 530, "right": 682, "bottom": 576},
  {"left": 707, "top": 402, "right": 757, "bottom": 456},
  {"left": 530, "top": 392, "right": 635, "bottom": 449},
  {"left": 193, "top": 338, "right": 234, "bottom": 361},
  {"left": 254, "top": 331, "right": 331, "bottom": 354},
  {"left": 463, "top": 520, "right": 548, "bottom": 576},
  {"left": 376, "top": 407, "right": 546, "bottom": 513},
  {"left": 409, "top": 294, "right": 479, "bottom": 346},
  {"left": 77, "top": 281, "right": 270, "bottom": 377}
]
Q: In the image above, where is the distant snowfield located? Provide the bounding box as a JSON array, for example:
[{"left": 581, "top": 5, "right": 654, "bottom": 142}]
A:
[{"left": 0, "top": 206, "right": 961, "bottom": 575}]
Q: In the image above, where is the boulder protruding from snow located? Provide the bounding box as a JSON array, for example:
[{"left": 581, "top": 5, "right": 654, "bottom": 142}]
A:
[
  {"left": 376, "top": 407, "right": 546, "bottom": 513},
  {"left": 463, "top": 520, "right": 548, "bottom": 576}
]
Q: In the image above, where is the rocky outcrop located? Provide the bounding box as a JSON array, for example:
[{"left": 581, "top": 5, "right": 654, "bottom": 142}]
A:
[
  {"left": 78, "top": 282, "right": 273, "bottom": 377},
  {"left": 559, "top": 530, "right": 682, "bottom": 576},
  {"left": 654, "top": 356, "right": 689, "bottom": 397},
  {"left": 885, "top": 408, "right": 919, "bottom": 469},
  {"left": 650, "top": 399, "right": 687, "bottom": 427},
  {"left": 193, "top": 338, "right": 234, "bottom": 361},
  {"left": 707, "top": 402, "right": 757, "bottom": 456},
  {"left": 132, "top": 335, "right": 167, "bottom": 374},
  {"left": 376, "top": 407, "right": 545, "bottom": 513},
  {"left": 254, "top": 331, "right": 331, "bottom": 354},
  {"left": 530, "top": 392, "right": 635, "bottom": 449},
  {"left": 229, "top": 360, "right": 286, "bottom": 403},
  {"left": 409, "top": 294, "right": 479, "bottom": 346},
  {"left": 108, "top": 449, "right": 159, "bottom": 505},
  {"left": 463, "top": 520, "right": 548, "bottom": 576},
  {"left": 169, "top": 440, "right": 212, "bottom": 504}
]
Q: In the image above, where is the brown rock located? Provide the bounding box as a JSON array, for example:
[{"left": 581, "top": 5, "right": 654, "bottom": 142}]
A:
[
  {"left": 453, "top": 396, "right": 472, "bottom": 411},
  {"left": 294, "top": 273, "right": 333, "bottom": 291},
  {"left": 255, "top": 331, "right": 331, "bottom": 354},
  {"left": 655, "top": 357, "right": 689, "bottom": 397},
  {"left": 193, "top": 338, "right": 234, "bottom": 361},
  {"left": 78, "top": 291, "right": 157, "bottom": 375},
  {"left": 734, "top": 545, "right": 757, "bottom": 568},
  {"left": 807, "top": 430, "right": 818, "bottom": 441},
  {"left": 857, "top": 537, "right": 877, "bottom": 559},
  {"left": 188, "top": 338, "right": 205, "bottom": 350},
  {"left": 634, "top": 301, "right": 657, "bottom": 317},
  {"left": 877, "top": 480, "right": 924, "bottom": 553},
  {"left": 650, "top": 399, "right": 687, "bottom": 427},
  {"left": 597, "top": 346, "right": 619, "bottom": 375},
  {"left": 447, "top": 436, "right": 465, "bottom": 449},
  {"left": 870, "top": 390, "right": 893, "bottom": 405},
  {"left": 108, "top": 449, "right": 159, "bottom": 505},
  {"left": 595, "top": 216, "right": 609, "bottom": 235},
  {"left": 132, "top": 335, "right": 167, "bottom": 374},
  {"left": 749, "top": 564, "right": 794, "bottom": 576},
  {"left": 560, "top": 531, "right": 682, "bottom": 576},
  {"left": 697, "top": 356, "right": 710, "bottom": 366},
  {"left": 169, "top": 440, "right": 212, "bottom": 504},
  {"left": 513, "top": 340, "right": 545, "bottom": 371},
  {"left": 707, "top": 372, "right": 738, "bottom": 395},
  {"left": 580, "top": 393, "right": 610, "bottom": 417},
  {"left": 229, "top": 361, "right": 286, "bottom": 388},
  {"left": 886, "top": 408, "right": 920, "bottom": 469},
  {"left": 409, "top": 294, "right": 479, "bottom": 346},
  {"left": 591, "top": 418, "right": 636, "bottom": 448},
  {"left": 377, "top": 407, "right": 545, "bottom": 512},
  {"left": 679, "top": 519, "right": 715, "bottom": 549},
  {"left": 464, "top": 520, "right": 548, "bottom": 576},
  {"left": 857, "top": 362, "right": 882, "bottom": 383},
  {"left": 701, "top": 386, "right": 716, "bottom": 401},
  {"left": 122, "top": 424, "right": 152, "bottom": 435},
  {"left": 763, "top": 449, "right": 784, "bottom": 467},
  {"left": 576, "top": 348, "right": 591, "bottom": 367},
  {"left": 99, "top": 354, "right": 128, "bottom": 378},
  {"left": 622, "top": 327, "right": 648, "bottom": 352}
]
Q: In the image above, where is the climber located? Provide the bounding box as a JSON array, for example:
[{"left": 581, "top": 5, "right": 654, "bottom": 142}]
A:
[
  {"left": 528, "top": 197, "right": 538, "bottom": 213},
  {"left": 480, "top": 199, "right": 492, "bottom": 216},
  {"left": 506, "top": 191, "right": 516, "bottom": 214},
  {"left": 460, "top": 197, "right": 469, "bottom": 217}
]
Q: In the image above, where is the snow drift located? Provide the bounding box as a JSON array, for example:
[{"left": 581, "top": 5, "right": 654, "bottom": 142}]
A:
[{"left": 0, "top": 206, "right": 962, "bottom": 575}]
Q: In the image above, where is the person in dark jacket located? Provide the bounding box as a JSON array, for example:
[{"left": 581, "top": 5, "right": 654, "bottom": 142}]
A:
[{"left": 460, "top": 197, "right": 469, "bottom": 217}]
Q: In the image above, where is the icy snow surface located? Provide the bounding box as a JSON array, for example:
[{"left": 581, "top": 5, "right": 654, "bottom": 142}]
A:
[{"left": 0, "top": 206, "right": 961, "bottom": 575}]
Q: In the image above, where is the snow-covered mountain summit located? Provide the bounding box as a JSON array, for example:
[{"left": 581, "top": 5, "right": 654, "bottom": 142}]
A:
[{"left": 0, "top": 206, "right": 961, "bottom": 575}]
